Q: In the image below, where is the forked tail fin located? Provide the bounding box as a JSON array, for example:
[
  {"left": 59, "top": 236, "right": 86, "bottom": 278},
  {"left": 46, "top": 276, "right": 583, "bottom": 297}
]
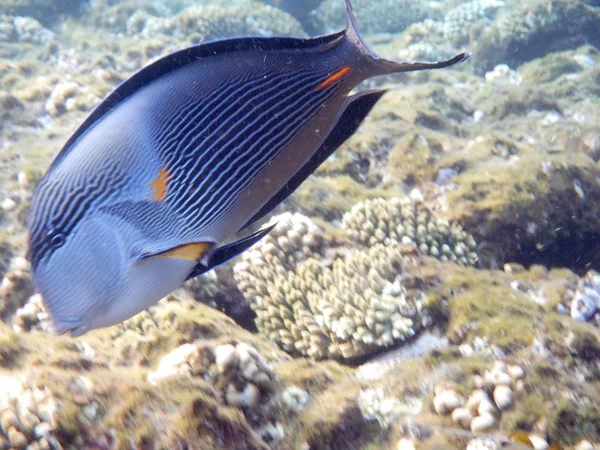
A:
[
  {"left": 343, "top": 0, "right": 470, "bottom": 75},
  {"left": 375, "top": 51, "right": 471, "bottom": 74}
]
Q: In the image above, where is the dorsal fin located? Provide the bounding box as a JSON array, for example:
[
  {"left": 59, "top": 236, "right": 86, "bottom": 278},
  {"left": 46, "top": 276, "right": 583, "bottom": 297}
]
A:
[{"left": 47, "top": 30, "right": 346, "bottom": 174}]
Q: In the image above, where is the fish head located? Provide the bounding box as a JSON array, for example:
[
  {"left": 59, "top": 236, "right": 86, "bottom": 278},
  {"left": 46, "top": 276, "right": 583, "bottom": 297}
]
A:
[
  {"left": 31, "top": 212, "right": 129, "bottom": 336},
  {"left": 30, "top": 208, "right": 203, "bottom": 336}
]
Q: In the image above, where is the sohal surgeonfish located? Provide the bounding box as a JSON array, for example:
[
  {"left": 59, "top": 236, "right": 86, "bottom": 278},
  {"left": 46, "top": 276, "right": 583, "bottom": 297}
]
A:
[{"left": 27, "top": 0, "right": 469, "bottom": 336}]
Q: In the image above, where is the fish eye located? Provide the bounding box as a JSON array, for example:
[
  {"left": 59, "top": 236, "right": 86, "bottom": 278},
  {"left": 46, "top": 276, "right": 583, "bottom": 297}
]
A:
[{"left": 48, "top": 230, "right": 66, "bottom": 249}]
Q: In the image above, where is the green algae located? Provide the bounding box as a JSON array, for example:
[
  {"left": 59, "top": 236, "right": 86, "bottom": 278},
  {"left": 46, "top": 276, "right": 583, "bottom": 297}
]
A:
[
  {"left": 296, "top": 380, "right": 378, "bottom": 450},
  {"left": 0, "top": 325, "right": 25, "bottom": 369},
  {"left": 446, "top": 151, "right": 600, "bottom": 269},
  {"left": 275, "top": 359, "right": 351, "bottom": 393},
  {"left": 434, "top": 264, "right": 541, "bottom": 351}
]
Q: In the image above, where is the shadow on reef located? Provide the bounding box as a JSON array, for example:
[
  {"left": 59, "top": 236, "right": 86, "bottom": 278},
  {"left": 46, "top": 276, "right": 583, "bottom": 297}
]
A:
[{"left": 513, "top": 229, "right": 600, "bottom": 276}]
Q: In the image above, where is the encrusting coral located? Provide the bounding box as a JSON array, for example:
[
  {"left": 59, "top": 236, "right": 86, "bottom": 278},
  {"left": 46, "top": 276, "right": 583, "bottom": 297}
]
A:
[
  {"left": 341, "top": 197, "right": 478, "bottom": 266},
  {"left": 234, "top": 213, "right": 433, "bottom": 360}
]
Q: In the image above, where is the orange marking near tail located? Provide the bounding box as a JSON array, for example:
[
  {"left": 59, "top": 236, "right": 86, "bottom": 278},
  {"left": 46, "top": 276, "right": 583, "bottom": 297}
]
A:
[
  {"left": 149, "top": 167, "right": 170, "bottom": 202},
  {"left": 315, "top": 66, "right": 352, "bottom": 91}
]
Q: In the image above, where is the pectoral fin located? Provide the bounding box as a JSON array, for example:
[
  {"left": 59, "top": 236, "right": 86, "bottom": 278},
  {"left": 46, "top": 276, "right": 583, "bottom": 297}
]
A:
[
  {"left": 140, "top": 242, "right": 213, "bottom": 261},
  {"left": 240, "top": 89, "right": 387, "bottom": 230},
  {"left": 186, "top": 223, "right": 276, "bottom": 280}
]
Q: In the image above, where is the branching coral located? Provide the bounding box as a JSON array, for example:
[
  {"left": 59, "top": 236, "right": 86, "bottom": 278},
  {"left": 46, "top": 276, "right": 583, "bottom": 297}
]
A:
[
  {"left": 341, "top": 197, "right": 478, "bottom": 266},
  {"left": 234, "top": 213, "right": 432, "bottom": 360}
]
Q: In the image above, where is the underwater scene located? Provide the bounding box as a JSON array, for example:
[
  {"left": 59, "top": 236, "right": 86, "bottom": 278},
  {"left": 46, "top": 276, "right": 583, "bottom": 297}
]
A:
[{"left": 1, "top": 0, "right": 600, "bottom": 448}]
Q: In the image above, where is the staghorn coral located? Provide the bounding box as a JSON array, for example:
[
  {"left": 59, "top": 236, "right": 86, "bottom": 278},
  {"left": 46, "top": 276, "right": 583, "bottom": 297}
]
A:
[
  {"left": 341, "top": 197, "right": 478, "bottom": 266},
  {"left": 234, "top": 213, "right": 432, "bottom": 360},
  {"left": 138, "top": 3, "right": 305, "bottom": 41}
]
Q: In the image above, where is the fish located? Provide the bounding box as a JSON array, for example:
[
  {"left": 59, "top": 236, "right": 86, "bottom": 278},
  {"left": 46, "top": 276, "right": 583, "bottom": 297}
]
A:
[
  {"left": 27, "top": 0, "right": 469, "bottom": 336},
  {"left": 268, "top": 0, "right": 325, "bottom": 30}
]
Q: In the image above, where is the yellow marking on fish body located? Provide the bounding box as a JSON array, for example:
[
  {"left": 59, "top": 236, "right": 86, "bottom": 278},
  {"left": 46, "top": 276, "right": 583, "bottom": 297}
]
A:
[
  {"left": 315, "top": 66, "right": 352, "bottom": 91},
  {"left": 149, "top": 167, "right": 170, "bottom": 202},
  {"left": 156, "top": 242, "right": 212, "bottom": 261}
]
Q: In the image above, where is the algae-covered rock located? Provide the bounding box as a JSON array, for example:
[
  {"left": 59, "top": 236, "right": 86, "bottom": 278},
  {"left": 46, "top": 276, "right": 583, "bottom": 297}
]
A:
[
  {"left": 0, "top": 0, "right": 88, "bottom": 25},
  {"left": 472, "top": 0, "right": 600, "bottom": 73},
  {"left": 446, "top": 151, "right": 600, "bottom": 270}
]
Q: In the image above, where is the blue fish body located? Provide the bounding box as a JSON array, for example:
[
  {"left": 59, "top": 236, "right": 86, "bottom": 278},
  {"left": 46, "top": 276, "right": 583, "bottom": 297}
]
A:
[{"left": 27, "top": 0, "right": 469, "bottom": 335}]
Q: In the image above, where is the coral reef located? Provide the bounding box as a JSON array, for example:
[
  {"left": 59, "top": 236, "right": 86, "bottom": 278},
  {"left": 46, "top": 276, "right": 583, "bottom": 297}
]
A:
[
  {"left": 342, "top": 197, "right": 478, "bottom": 266},
  {"left": 0, "top": 0, "right": 88, "bottom": 25},
  {"left": 234, "top": 213, "right": 436, "bottom": 360},
  {"left": 311, "top": 0, "right": 436, "bottom": 34},
  {"left": 0, "top": 15, "right": 54, "bottom": 44},
  {"left": 442, "top": 0, "right": 504, "bottom": 45},
  {"left": 471, "top": 0, "right": 600, "bottom": 73},
  {"left": 136, "top": 3, "right": 305, "bottom": 41}
]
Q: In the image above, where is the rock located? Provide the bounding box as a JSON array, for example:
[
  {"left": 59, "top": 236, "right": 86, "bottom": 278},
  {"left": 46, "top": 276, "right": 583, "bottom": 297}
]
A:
[
  {"left": 466, "top": 390, "right": 488, "bottom": 416},
  {"left": 433, "top": 389, "right": 463, "bottom": 415},
  {"left": 470, "top": 412, "right": 497, "bottom": 433},
  {"left": 528, "top": 435, "right": 550, "bottom": 450},
  {"left": 397, "top": 437, "right": 416, "bottom": 450},
  {"left": 213, "top": 343, "right": 237, "bottom": 374},
  {"left": 493, "top": 385, "right": 513, "bottom": 410},
  {"left": 507, "top": 364, "right": 525, "bottom": 380},
  {"left": 451, "top": 407, "right": 474, "bottom": 429},
  {"left": 575, "top": 441, "right": 595, "bottom": 450}
]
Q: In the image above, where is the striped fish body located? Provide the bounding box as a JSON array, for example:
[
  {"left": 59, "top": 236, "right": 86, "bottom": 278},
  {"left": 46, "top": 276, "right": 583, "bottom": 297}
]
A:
[{"left": 27, "top": 0, "right": 469, "bottom": 335}]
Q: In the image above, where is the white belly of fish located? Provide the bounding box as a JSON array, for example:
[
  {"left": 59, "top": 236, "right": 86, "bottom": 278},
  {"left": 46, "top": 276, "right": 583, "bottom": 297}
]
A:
[{"left": 88, "top": 257, "right": 195, "bottom": 332}]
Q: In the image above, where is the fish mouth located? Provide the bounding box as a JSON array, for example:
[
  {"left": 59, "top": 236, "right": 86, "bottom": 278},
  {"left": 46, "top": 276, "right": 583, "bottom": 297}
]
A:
[{"left": 51, "top": 316, "right": 89, "bottom": 337}]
